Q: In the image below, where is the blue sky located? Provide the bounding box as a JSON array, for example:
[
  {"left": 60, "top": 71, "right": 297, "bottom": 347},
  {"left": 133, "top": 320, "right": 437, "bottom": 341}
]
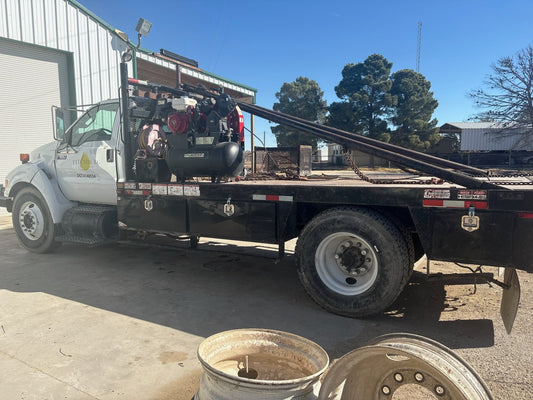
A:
[{"left": 78, "top": 0, "right": 533, "bottom": 148}]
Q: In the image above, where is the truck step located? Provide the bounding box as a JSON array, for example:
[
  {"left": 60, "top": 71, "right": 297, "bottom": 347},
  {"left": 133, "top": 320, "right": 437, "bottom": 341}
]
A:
[{"left": 55, "top": 234, "right": 111, "bottom": 246}]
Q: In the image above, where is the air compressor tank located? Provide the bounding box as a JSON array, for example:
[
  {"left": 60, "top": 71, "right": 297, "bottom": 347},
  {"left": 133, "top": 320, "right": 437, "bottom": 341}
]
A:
[{"left": 165, "top": 141, "right": 244, "bottom": 180}]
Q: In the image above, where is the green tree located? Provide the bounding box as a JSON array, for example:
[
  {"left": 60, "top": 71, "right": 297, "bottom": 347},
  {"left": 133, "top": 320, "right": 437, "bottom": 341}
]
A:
[
  {"left": 469, "top": 45, "right": 533, "bottom": 131},
  {"left": 271, "top": 77, "right": 327, "bottom": 150},
  {"left": 328, "top": 54, "right": 396, "bottom": 139},
  {"left": 328, "top": 54, "right": 440, "bottom": 151},
  {"left": 389, "top": 69, "right": 440, "bottom": 151}
]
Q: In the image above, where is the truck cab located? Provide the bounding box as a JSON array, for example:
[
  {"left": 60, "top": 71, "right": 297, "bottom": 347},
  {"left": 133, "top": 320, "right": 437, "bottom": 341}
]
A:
[
  {"left": 1, "top": 100, "right": 123, "bottom": 253},
  {"left": 53, "top": 100, "right": 123, "bottom": 205}
]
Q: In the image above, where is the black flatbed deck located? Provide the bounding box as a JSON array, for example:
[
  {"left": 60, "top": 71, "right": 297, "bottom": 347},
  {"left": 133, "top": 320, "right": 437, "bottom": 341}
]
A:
[{"left": 117, "top": 171, "right": 533, "bottom": 273}]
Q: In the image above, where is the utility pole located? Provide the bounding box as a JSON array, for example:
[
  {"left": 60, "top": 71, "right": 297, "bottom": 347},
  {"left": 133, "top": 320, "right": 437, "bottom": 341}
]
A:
[
  {"left": 250, "top": 115, "right": 255, "bottom": 173},
  {"left": 416, "top": 21, "right": 422, "bottom": 73}
]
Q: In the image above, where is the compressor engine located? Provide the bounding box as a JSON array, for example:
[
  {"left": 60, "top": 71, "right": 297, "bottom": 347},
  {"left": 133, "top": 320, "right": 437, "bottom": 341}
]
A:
[{"left": 130, "top": 90, "right": 245, "bottom": 182}]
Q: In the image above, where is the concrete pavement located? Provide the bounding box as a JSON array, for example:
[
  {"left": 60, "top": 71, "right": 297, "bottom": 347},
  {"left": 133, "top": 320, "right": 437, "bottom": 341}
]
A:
[{"left": 1, "top": 215, "right": 532, "bottom": 399}]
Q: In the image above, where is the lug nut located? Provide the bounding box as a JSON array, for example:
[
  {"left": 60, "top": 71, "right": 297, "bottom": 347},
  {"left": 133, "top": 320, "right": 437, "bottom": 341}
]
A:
[{"left": 435, "top": 385, "right": 445, "bottom": 396}]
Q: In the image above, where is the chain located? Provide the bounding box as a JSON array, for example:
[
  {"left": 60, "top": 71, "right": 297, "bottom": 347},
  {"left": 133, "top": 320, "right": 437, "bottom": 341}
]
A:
[
  {"left": 342, "top": 149, "right": 443, "bottom": 185},
  {"left": 342, "top": 148, "right": 373, "bottom": 182},
  {"left": 342, "top": 149, "right": 533, "bottom": 186},
  {"left": 483, "top": 179, "right": 533, "bottom": 185}
]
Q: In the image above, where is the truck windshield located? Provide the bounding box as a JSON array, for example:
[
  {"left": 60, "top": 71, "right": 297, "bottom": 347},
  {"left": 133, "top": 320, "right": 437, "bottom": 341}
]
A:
[{"left": 69, "top": 103, "right": 119, "bottom": 146}]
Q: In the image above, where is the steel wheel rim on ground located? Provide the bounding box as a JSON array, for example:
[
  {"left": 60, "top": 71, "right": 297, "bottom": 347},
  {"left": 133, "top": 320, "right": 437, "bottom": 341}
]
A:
[
  {"left": 195, "top": 328, "right": 329, "bottom": 400},
  {"left": 318, "top": 333, "right": 493, "bottom": 400},
  {"left": 315, "top": 232, "right": 378, "bottom": 296},
  {"left": 18, "top": 200, "right": 45, "bottom": 241}
]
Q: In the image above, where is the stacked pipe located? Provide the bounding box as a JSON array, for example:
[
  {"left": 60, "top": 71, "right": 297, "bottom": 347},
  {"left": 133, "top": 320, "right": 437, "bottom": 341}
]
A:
[{"left": 236, "top": 102, "right": 502, "bottom": 190}]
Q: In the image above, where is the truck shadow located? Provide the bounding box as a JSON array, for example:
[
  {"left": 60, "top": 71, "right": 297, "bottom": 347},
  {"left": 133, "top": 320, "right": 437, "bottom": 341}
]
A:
[
  {"left": 0, "top": 229, "right": 495, "bottom": 354},
  {"left": 355, "top": 274, "right": 495, "bottom": 356}
]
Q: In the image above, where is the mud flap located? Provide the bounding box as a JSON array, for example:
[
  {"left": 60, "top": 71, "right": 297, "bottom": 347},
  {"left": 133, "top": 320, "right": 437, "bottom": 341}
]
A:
[{"left": 500, "top": 268, "right": 520, "bottom": 334}]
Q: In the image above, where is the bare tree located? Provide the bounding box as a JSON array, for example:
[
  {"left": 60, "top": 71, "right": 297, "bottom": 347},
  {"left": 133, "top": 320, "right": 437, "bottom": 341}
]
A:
[{"left": 470, "top": 45, "right": 533, "bottom": 129}]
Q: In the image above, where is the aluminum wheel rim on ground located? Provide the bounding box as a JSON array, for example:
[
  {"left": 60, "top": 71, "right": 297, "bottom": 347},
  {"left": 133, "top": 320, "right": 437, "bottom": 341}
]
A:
[
  {"left": 315, "top": 232, "right": 378, "bottom": 296},
  {"left": 318, "top": 333, "right": 493, "bottom": 400},
  {"left": 369, "top": 333, "right": 493, "bottom": 399}
]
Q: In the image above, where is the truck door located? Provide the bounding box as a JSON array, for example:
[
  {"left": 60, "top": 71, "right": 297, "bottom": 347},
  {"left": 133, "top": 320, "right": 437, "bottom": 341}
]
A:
[{"left": 55, "top": 102, "right": 120, "bottom": 205}]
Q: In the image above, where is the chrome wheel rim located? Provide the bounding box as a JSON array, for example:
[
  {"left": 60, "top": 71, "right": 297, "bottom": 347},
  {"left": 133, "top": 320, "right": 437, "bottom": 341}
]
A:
[{"left": 18, "top": 200, "right": 45, "bottom": 241}]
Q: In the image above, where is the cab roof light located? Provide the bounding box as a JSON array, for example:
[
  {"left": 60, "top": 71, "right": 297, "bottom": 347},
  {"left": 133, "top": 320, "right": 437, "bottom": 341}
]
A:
[{"left": 20, "top": 153, "right": 30, "bottom": 164}]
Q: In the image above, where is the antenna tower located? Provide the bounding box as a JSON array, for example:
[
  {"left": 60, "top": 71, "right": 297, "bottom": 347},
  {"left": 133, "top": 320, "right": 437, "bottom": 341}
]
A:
[{"left": 416, "top": 21, "right": 422, "bottom": 72}]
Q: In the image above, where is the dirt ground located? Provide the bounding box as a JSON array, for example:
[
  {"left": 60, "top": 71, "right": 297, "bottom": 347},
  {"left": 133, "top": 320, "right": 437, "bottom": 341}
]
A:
[{"left": 0, "top": 215, "right": 532, "bottom": 399}]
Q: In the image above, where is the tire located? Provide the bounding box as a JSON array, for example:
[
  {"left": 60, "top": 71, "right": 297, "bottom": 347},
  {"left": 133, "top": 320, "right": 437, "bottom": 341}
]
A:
[
  {"left": 376, "top": 208, "right": 416, "bottom": 272},
  {"left": 12, "top": 187, "right": 60, "bottom": 253},
  {"left": 295, "top": 207, "right": 410, "bottom": 317}
]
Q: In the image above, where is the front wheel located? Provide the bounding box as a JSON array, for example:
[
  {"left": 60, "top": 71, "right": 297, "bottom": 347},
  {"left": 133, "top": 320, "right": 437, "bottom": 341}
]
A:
[
  {"left": 296, "top": 207, "right": 410, "bottom": 317},
  {"left": 12, "top": 187, "right": 60, "bottom": 253}
]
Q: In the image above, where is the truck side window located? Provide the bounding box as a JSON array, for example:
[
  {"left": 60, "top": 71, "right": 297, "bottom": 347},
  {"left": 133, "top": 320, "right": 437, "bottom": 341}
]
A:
[{"left": 69, "top": 103, "right": 119, "bottom": 146}]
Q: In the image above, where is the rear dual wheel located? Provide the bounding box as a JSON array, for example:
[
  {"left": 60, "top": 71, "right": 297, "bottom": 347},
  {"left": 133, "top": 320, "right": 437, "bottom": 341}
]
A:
[{"left": 296, "top": 207, "right": 410, "bottom": 317}]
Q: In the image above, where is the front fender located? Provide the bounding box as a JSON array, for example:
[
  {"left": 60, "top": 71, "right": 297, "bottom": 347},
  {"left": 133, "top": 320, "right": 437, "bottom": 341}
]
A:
[
  {"left": 6, "top": 162, "right": 75, "bottom": 223},
  {"left": 4, "top": 163, "right": 41, "bottom": 196}
]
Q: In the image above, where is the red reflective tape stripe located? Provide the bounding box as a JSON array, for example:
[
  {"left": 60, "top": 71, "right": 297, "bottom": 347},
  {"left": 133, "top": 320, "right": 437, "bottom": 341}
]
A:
[
  {"left": 128, "top": 78, "right": 149, "bottom": 85},
  {"left": 423, "top": 199, "right": 488, "bottom": 209},
  {"left": 519, "top": 212, "right": 533, "bottom": 219},
  {"left": 466, "top": 201, "right": 487, "bottom": 209},
  {"left": 253, "top": 194, "right": 293, "bottom": 202},
  {"left": 423, "top": 199, "right": 443, "bottom": 207}
]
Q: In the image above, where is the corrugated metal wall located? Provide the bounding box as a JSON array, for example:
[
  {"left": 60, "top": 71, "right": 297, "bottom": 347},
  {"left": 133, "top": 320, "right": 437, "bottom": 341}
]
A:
[
  {"left": 460, "top": 127, "right": 533, "bottom": 151},
  {"left": 0, "top": 0, "right": 129, "bottom": 107}
]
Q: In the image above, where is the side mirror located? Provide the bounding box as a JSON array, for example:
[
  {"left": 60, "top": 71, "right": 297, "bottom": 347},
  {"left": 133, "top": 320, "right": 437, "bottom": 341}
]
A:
[{"left": 52, "top": 106, "right": 65, "bottom": 141}]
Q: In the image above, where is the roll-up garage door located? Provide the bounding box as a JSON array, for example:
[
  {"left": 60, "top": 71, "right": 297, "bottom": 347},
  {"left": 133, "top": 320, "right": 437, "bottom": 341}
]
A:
[{"left": 0, "top": 38, "right": 71, "bottom": 212}]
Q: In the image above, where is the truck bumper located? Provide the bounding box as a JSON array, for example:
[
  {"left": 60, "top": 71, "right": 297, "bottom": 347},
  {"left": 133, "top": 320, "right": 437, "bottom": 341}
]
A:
[{"left": 0, "top": 185, "right": 13, "bottom": 212}]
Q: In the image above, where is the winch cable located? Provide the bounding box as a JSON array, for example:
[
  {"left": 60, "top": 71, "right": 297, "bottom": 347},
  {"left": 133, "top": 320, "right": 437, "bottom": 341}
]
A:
[{"left": 236, "top": 102, "right": 503, "bottom": 190}]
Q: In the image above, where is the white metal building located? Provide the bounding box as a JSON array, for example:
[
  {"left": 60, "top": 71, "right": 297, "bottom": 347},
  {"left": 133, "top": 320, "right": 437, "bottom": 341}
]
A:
[
  {"left": 0, "top": 0, "right": 256, "bottom": 197},
  {"left": 0, "top": 0, "right": 130, "bottom": 188},
  {"left": 440, "top": 122, "right": 533, "bottom": 152}
]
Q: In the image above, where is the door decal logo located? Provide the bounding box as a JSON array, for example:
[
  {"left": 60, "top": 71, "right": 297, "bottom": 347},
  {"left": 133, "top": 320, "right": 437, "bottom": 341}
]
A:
[{"left": 80, "top": 153, "right": 91, "bottom": 171}]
